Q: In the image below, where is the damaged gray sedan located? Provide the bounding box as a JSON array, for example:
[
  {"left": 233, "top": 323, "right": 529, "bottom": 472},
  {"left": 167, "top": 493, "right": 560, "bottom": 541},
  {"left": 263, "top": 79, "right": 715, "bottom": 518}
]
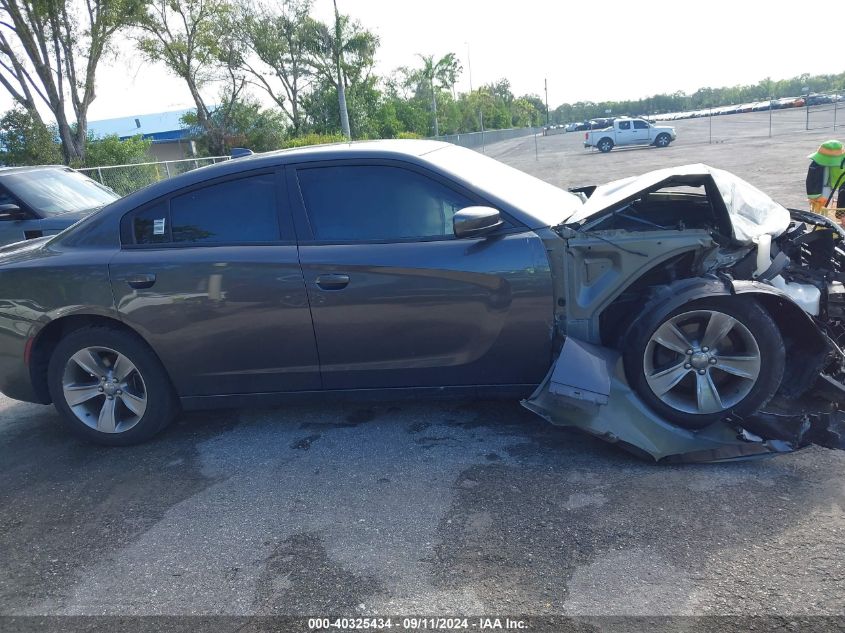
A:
[{"left": 0, "top": 141, "right": 842, "bottom": 462}]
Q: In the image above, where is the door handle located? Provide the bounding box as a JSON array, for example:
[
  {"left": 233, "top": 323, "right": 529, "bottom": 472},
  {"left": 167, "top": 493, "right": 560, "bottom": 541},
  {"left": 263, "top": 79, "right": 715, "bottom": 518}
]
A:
[
  {"left": 315, "top": 273, "right": 350, "bottom": 290},
  {"left": 126, "top": 273, "right": 156, "bottom": 289}
]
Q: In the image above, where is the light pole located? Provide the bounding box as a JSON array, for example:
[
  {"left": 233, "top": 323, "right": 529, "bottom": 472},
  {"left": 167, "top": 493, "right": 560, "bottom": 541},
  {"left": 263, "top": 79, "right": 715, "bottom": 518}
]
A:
[{"left": 544, "top": 78, "right": 550, "bottom": 127}]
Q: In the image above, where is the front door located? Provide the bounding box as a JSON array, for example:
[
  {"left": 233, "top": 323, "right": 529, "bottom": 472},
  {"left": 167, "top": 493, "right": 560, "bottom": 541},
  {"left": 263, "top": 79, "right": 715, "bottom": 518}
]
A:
[
  {"left": 0, "top": 186, "right": 41, "bottom": 245},
  {"left": 289, "top": 161, "right": 554, "bottom": 391},
  {"left": 110, "top": 169, "right": 320, "bottom": 396},
  {"left": 631, "top": 119, "right": 651, "bottom": 143}
]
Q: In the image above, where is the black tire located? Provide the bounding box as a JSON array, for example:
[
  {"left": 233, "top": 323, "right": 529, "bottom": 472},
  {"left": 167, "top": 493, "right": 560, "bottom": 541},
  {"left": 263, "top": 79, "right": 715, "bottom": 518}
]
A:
[
  {"left": 623, "top": 297, "right": 784, "bottom": 429},
  {"left": 654, "top": 133, "right": 671, "bottom": 148},
  {"left": 597, "top": 138, "right": 614, "bottom": 153},
  {"left": 47, "top": 326, "right": 178, "bottom": 445}
]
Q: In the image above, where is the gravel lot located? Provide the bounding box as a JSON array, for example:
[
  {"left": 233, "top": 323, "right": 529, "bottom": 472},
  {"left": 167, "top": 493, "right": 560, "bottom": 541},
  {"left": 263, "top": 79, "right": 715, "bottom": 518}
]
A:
[
  {"left": 494, "top": 106, "right": 843, "bottom": 209},
  {"left": 2, "top": 113, "right": 845, "bottom": 622}
]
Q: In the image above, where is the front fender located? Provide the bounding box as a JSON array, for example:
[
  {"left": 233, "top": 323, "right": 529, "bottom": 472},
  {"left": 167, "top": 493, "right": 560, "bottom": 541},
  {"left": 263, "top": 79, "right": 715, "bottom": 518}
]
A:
[{"left": 628, "top": 277, "right": 829, "bottom": 353}]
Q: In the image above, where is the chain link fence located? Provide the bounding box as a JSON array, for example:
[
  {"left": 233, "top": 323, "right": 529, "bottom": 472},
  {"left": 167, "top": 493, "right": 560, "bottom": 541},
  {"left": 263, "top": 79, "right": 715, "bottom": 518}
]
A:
[
  {"left": 643, "top": 95, "right": 844, "bottom": 144},
  {"left": 77, "top": 155, "right": 231, "bottom": 196},
  {"left": 432, "top": 127, "right": 542, "bottom": 151}
]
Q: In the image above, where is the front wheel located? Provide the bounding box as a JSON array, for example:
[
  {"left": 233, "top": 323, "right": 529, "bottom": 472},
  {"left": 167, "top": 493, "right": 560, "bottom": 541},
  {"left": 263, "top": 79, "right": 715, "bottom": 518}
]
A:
[
  {"left": 47, "top": 326, "right": 178, "bottom": 445},
  {"left": 654, "top": 133, "right": 671, "bottom": 147},
  {"left": 623, "top": 298, "right": 784, "bottom": 429}
]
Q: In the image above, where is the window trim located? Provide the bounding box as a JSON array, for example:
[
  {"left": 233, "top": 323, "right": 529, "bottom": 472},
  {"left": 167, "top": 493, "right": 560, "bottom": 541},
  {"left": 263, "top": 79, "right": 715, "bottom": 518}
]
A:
[
  {"left": 287, "top": 158, "right": 522, "bottom": 245},
  {"left": 120, "top": 167, "right": 295, "bottom": 249}
]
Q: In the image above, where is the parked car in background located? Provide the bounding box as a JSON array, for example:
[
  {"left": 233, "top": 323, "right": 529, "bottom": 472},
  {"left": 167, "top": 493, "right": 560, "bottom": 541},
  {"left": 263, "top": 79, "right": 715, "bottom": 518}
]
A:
[
  {"left": 584, "top": 117, "right": 676, "bottom": 152},
  {"left": 0, "top": 166, "right": 119, "bottom": 246}
]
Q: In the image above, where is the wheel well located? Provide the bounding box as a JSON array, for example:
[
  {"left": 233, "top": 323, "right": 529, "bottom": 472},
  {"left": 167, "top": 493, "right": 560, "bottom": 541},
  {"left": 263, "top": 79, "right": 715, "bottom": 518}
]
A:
[
  {"left": 598, "top": 137, "right": 613, "bottom": 145},
  {"left": 29, "top": 315, "right": 164, "bottom": 404},
  {"left": 750, "top": 294, "right": 829, "bottom": 398},
  {"left": 599, "top": 251, "right": 697, "bottom": 347}
]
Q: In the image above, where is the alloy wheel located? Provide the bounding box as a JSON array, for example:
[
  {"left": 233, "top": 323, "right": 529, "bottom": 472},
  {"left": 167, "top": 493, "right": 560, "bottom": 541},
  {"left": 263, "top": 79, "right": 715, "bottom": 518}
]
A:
[
  {"left": 642, "top": 309, "right": 761, "bottom": 415},
  {"left": 61, "top": 346, "right": 148, "bottom": 433}
]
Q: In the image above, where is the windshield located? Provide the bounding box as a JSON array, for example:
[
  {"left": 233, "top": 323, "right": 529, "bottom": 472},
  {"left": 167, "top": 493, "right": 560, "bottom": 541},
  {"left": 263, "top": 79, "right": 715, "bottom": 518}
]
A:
[
  {"left": 0, "top": 167, "right": 119, "bottom": 216},
  {"left": 424, "top": 144, "right": 583, "bottom": 226}
]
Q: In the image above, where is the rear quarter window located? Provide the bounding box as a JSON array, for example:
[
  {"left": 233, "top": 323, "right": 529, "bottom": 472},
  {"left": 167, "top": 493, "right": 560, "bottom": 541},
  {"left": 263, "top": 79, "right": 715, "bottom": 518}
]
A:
[{"left": 123, "top": 173, "right": 282, "bottom": 246}]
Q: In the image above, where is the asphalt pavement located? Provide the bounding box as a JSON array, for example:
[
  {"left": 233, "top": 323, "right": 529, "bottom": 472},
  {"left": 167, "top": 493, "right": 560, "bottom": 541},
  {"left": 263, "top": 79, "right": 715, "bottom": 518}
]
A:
[{"left": 2, "top": 392, "right": 845, "bottom": 617}]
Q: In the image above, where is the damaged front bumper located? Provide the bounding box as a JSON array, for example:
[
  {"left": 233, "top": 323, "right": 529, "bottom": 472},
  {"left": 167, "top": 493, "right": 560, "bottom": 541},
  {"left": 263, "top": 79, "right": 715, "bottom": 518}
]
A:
[{"left": 523, "top": 336, "right": 845, "bottom": 463}]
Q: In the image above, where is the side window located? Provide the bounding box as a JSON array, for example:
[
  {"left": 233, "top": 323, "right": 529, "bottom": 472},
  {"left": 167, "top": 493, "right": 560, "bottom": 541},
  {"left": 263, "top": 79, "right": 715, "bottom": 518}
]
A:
[
  {"left": 170, "top": 173, "right": 279, "bottom": 243},
  {"left": 633, "top": 120, "right": 649, "bottom": 129},
  {"left": 133, "top": 202, "right": 170, "bottom": 244},
  {"left": 126, "top": 173, "right": 282, "bottom": 246},
  {"left": 0, "top": 188, "right": 20, "bottom": 221},
  {"left": 618, "top": 120, "right": 631, "bottom": 130},
  {"left": 297, "top": 165, "right": 474, "bottom": 242}
]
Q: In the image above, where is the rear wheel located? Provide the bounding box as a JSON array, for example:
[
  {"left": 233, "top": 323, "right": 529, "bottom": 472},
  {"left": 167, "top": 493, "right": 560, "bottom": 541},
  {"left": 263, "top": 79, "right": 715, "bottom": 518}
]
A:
[
  {"left": 624, "top": 298, "right": 784, "bottom": 429},
  {"left": 597, "top": 138, "right": 614, "bottom": 153},
  {"left": 655, "top": 133, "right": 671, "bottom": 147},
  {"left": 48, "top": 326, "right": 178, "bottom": 445}
]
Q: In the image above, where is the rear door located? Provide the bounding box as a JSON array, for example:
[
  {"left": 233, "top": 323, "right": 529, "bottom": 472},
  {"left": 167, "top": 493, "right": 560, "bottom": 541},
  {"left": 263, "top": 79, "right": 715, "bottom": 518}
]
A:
[
  {"left": 289, "top": 160, "right": 554, "bottom": 391},
  {"left": 109, "top": 168, "right": 320, "bottom": 397}
]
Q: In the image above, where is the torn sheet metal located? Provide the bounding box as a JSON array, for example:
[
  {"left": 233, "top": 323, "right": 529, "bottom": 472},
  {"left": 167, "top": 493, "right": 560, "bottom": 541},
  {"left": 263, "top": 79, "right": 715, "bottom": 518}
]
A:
[{"left": 523, "top": 337, "right": 808, "bottom": 463}]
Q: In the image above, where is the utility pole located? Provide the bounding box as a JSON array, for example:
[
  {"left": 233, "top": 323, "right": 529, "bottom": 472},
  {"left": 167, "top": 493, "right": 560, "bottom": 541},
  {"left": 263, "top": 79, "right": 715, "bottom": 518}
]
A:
[
  {"left": 544, "top": 78, "right": 550, "bottom": 126},
  {"left": 465, "top": 42, "right": 473, "bottom": 93},
  {"left": 804, "top": 86, "right": 810, "bottom": 131}
]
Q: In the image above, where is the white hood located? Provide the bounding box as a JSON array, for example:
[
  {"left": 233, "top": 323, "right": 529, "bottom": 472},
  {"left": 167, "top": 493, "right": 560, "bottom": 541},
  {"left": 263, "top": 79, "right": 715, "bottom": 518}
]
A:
[{"left": 567, "top": 163, "right": 791, "bottom": 245}]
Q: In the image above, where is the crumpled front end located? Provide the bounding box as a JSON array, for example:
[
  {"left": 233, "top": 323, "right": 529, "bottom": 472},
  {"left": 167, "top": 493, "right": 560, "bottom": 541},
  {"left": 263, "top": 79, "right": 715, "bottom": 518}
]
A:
[{"left": 525, "top": 170, "right": 845, "bottom": 462}]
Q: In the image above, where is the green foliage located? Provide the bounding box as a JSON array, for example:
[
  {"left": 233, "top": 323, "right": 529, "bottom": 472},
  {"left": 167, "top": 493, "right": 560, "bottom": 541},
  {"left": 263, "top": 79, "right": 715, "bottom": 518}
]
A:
[
  {"left": 281, "top": 133, "right": 346, "bottom": 148},
  {"left": 80, "top": 134, "right": 152, "bottom": 168},
  {"left": 551, "top": 71, "right": 845, "bottom": 123},
  {"left": 184, "top": 97, "right": 288, "bottom": 155},
  {"left": 79, "top": 134, "right": 156, "bottom": 196},
  {"left": 0, "top": 108, "right": 62, "bottom": 166}
]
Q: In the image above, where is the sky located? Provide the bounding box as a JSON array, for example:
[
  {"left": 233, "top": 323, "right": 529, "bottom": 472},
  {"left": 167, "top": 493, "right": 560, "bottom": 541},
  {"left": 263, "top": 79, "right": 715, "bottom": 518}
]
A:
[{"left": 3, "top": 0, "right": 843, "bottom": 123}]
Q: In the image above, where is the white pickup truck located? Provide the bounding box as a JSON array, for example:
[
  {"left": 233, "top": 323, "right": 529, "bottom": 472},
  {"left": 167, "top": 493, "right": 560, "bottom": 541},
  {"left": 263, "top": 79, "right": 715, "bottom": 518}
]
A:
[{"left": 584, "top": 118, "right": 676, "bottom": 152}]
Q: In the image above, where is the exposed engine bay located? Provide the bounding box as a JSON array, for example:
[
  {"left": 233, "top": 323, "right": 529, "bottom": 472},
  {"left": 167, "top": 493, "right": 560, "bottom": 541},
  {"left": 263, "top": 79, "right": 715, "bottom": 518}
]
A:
[{"left": 524, "top": 164, "right": 845, "bottom": 462}]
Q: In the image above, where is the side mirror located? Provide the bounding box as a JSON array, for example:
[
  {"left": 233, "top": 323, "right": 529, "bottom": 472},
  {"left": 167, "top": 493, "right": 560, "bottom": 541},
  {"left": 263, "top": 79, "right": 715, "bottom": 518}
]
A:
[
  {"left": 453, "top": 206, "right": 503, "bottom": 239},
  {"left": 0, "top": 203, "right": 24, "bottom": 221}
]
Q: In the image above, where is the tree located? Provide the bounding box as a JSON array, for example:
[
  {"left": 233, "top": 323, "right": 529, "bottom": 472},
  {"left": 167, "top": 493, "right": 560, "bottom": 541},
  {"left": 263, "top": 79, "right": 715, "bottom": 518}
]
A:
[
  {"left": 0, "top": 0, "right": 143, "bottom": 163},
  {"left": 0, "top": 107, "right": 61, "bottom": 165},
  {"left": 415, "top": 53, "right": 461, "bottom": 136},
  {"left": 83, "top": 134, "right": 152, "bottom": 167},
  {"left": 306, "top": 2, "right": 378, "bottom": 139},
  {"left": 182, "top": 95, "right": 286, "bottom": 154},
  {"left": 236, "top": 0, "right": 313, "bottom": 134},
  {"left": 136, "top": 0, "right": 244, "bottom": 155}
]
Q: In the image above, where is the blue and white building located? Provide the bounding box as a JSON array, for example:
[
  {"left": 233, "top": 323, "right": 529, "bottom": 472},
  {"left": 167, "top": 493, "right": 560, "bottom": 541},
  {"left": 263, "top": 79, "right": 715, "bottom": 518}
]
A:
[{"left": 87, "top": 108, "right": 197, "bottom": 161}]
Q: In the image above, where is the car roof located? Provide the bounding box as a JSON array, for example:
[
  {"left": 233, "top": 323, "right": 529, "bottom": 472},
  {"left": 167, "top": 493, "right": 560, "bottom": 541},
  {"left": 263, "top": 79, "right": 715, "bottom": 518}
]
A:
[{"left": 112, "top": 139, "right": 454, "bottom": 210}]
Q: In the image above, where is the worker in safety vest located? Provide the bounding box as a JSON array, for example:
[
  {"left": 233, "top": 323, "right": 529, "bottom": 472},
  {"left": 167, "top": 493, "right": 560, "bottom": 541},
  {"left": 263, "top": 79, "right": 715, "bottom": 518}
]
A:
[{"left": 807, "top": 139, "right": 845, "bottom": 214}]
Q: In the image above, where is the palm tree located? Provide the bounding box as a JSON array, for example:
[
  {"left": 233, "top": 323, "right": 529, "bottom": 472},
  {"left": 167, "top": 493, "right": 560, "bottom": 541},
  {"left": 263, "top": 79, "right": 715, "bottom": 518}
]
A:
[
  {"left": 332, "top": 0, "right": 350, "bottom": 138},
  {"left": 417, "top": 53, "right": 461, "bottom": 137},
  {"left": 307, "top": 2, "right": 378, "bottom": 139}
]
